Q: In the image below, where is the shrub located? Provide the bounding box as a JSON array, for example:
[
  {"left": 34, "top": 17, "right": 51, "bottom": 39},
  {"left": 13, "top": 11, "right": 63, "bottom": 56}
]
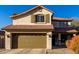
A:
[
  {"left": 66, "top": 40, "right": 71, "bottom": 48},
  {"left": 66, "top": 35, "right": 79, "bottom": 53}
]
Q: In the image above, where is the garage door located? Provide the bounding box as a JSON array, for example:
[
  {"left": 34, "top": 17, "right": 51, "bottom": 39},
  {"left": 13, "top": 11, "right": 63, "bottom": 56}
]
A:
[{"left": 12, "top": 33, "right": 46, "bottom": 49}]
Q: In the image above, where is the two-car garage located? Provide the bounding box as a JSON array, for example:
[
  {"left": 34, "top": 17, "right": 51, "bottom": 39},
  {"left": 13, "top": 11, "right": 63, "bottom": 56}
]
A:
[
  {"left": 11, "top": 33, "right": 47, "bottom": 49},
  {"left": 4, "top": 25, "right": 53, "bottom": 49}
]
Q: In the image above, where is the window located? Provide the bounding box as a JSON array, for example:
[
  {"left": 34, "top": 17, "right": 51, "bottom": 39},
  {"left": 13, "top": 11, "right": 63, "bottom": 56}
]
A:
[
  {"left": 65, "top": 22, "right": 71, "bottom": 26},
  {"left": 54, "top": 21, "right": 72, "bottom": 28},
  {"left": 68, "top": 22, "right": 71, "bottom": 26},
  {"left": 53, "top": 22, "right": 59, "bottom": 27},
  {"left": 59, "top": 22, "right": 65, "bottom": 27},
  {"left": 35, "top": 14, "right": 44, "bottom": 22},
  {"left": 54, "top": 22, "right": 66, "bottom": 28}
]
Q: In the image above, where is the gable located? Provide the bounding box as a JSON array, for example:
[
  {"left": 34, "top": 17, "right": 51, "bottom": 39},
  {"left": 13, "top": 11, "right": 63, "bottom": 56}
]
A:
[
  {"left": 11, "top": 5, "right": 53, "bottom": 19},
  {"left": 12, "top": 8, "right": 52, "bottom": 25}
]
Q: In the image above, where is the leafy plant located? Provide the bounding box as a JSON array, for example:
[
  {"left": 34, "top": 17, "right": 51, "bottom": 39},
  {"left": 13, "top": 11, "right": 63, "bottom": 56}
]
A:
[{"left": 66, "top": 35, "right": 79, "bottom": 53}]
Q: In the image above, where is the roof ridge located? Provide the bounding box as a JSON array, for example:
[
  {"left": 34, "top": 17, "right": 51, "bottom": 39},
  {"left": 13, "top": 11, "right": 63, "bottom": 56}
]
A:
[{"left": 11, "top": 5, "right": 53, "bottom": 18}]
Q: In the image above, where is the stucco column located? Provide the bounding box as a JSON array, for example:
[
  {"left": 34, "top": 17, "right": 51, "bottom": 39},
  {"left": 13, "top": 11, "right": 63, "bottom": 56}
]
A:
[
  {"left": 5, "top": 31, "right": 11, "bottom": 49},
  {"left": 47, "top": 32, "right": 52, "bottom": 49},
  {"left": 58, "top": 33, "right": 61, "bottom": 45}
]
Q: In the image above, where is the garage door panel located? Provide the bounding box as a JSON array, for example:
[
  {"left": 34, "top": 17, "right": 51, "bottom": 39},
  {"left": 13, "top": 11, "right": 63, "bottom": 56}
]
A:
[
  {"left": 17, "top": 33, "right": 46, "bottom": 48},
  {"left": 18, "top": 35, "right": 27, "bottom": 48}
]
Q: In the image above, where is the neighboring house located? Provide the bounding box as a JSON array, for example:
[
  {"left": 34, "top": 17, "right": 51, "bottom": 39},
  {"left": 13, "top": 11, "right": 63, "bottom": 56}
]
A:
[
  {"left": 52, "top": 17, "right": 77, "bottom": 47},
  {"left": 2, "top": 5, "right": 78, "bottom": 49},
  {"left": 0, "top": 30, "right": 5, "bottom": 48}
]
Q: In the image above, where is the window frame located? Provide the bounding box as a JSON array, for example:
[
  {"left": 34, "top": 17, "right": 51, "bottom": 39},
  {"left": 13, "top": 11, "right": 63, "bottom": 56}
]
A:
[{"left": 35, "top": 14, "right": 44, "bottom": 23}]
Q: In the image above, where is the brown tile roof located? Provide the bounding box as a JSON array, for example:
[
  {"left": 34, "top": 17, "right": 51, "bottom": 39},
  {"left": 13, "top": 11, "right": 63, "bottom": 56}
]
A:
[
  {"left": 3, "top": 25, "right": 53, "bottom": 30},
  {"left": 53, "top": 17, "right": 64, "bottom": 20},
  {"left": 11, "top": 5, "right": 53, "bottom": 19},
  {"left": 52, "top": 17, "right": 73, "bottom": 21}
]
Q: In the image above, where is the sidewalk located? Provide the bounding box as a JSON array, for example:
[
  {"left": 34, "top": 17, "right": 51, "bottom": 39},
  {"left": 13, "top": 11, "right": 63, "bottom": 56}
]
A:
[{"left": 47, "top": 48, "right": 74, "bottom": 54}]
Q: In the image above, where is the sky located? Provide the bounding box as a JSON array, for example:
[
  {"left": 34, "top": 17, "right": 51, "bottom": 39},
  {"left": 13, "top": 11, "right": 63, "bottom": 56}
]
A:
[{"left": 0, "top": 5, "right": 79, "bottom": 29}]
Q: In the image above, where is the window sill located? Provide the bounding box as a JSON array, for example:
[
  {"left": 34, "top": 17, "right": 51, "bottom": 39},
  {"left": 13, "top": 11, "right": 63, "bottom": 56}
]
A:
[{"left": 35, "top": 22, "right": 46, "bottom": 24}]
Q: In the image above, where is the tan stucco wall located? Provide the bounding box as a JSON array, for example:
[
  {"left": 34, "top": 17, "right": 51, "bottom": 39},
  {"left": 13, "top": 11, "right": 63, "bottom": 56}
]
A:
[
  {"left": 5, "top": 31, "right": 11, "bottom": 49},
  {"left": 47, "top": 32, "right": 52, "bottom": 49},
  {"left": 5, "top": 30, "right": 52, "bottom": 49},
  {"left": 13, "top": 9, "right": 52, "bottom": 25}
]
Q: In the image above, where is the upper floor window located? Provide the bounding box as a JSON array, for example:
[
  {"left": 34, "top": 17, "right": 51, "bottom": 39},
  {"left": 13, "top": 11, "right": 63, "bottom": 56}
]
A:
[
  {"left": 53, "top": 21, "right": 72, "bottom": 28},
  {"left": 68, "top": 22, "right": 72, "bottom": 26},
  {"left": 35, "top": 14, "right": 44, "bottom": 22}
]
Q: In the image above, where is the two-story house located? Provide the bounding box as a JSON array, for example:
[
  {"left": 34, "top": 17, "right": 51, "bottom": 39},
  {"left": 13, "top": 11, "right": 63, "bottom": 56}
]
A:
[
  {"left": 3, "top": 5, "right": 77, "bottom": 49},
  {"left": 52, "top": 17, "right": 77, "bottom": 48}
]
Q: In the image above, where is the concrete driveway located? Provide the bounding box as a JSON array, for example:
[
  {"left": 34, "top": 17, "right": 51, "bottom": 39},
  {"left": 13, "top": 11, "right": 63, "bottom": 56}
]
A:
[
  {"left": 0, "top": 48, "right": 74, "bottom": 54},
  {"left": 0, "top": 49, "right": 46, "bottom": 54}
]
